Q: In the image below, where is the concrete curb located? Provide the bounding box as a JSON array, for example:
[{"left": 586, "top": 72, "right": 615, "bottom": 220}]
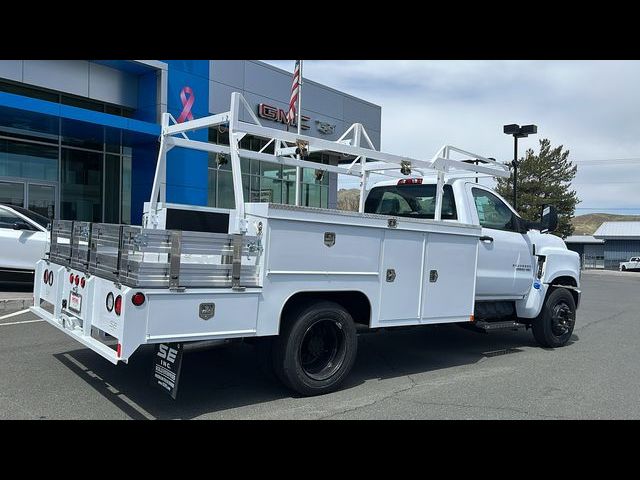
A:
[{"left": 0, "top": 298, "right": 34, "bottom": 315}]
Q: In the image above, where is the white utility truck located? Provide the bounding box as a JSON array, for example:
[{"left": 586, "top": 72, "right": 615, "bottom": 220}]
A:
[
  {"left": 31, "top": 93, "right": 581, "bottom": 396},
  {"left": 619, "top": 257, "right": 640, "bottom": 271}
]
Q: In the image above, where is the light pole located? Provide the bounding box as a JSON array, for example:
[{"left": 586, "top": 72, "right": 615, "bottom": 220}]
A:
[{"left": 503, "top": 123, "right": 537, "bottom": 211}]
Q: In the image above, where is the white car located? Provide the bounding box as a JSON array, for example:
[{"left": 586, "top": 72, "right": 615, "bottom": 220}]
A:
[
  {"left": 0, "top": 204, "right": 50, "bottom": 284},
  {"left": 620, "top": 257, "right": 640, "bottom": 272}
]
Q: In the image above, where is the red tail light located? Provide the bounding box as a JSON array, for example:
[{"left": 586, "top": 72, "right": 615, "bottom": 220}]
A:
[
  {"left": 69, "top": 273, "right": 74, "bottom": 284},
  {"left": 74, "top": 274, "right": 80, "bottom": 286},
  {"left": 44, "top": 269, "right": 49, "bottom": 283},
  {"left": 114, "top": 295, "right": 122, "bottom": 316},
  {"left": 131, "top": 292, "right": 146, "bottom": 306},
  {"left": 398, "top": 178, "right": 423, "bottom": 185},
  {"left": 80, "top": 277, "right": 86, "bottom": 288},
  {"left": 117, "top": 343, "right": 122, "bottom": 357}
]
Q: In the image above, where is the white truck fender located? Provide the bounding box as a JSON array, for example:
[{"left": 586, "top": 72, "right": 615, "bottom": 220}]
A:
[{"left": 515, "top": 246, "right": 581, "bottom": 319}]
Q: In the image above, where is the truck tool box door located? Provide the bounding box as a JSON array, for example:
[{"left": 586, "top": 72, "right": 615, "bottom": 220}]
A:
[{"left": 378, "top": 229, "right": 423, "bottom": 324}]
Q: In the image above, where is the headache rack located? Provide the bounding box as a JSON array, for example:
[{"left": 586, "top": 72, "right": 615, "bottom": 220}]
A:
[{"left": 48, "top": 220, "right": 261, "bottom": 289}]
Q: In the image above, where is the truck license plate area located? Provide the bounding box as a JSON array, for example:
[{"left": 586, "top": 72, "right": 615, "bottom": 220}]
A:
[{"left": 69, "top": 292, "right": 82, "bottom": 313}]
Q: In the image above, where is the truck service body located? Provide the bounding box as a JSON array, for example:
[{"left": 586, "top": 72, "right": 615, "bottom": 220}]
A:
[{"left": 31, "top": 92, "right": 581, "bottom": 396}]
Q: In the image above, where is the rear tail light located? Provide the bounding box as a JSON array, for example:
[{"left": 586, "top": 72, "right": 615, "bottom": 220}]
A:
[
  {"left": 114, "top": 295, "right": 122, "bottom": 316},
  {"left": 117, "top": 343, "right": 122, "bottom": 357},
  {"left": 74, "top": 274, "right": 80, "bottom": 286},
  {"left": 106, "top": 292, "right": 114, "bottom": 312},
  {"left": 80, "top": 277, "right": 86, "bottom": 288},
  {"left": 131, "top": 292, "right": 146, "bottom": 306},
  {"left": 69, "top": 273, "right": 74, "bottom": 284},
  {"left": 49, "top": 271, "right": 54, "bottom": 286},
  {"left": 398, "top": 178, "right": 423, "bottom": 185},
  {"left": 44, "top": 269, "right": 49, "bottom": 284}
]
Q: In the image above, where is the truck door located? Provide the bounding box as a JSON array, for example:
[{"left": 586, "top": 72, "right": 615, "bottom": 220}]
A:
[{"left": 467, "top": 185, "right": 533, "bottom": 299}]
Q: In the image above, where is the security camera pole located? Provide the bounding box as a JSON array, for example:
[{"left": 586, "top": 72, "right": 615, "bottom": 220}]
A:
[{"left": 503, "top": 123, "right": 537, "bottom": 211}]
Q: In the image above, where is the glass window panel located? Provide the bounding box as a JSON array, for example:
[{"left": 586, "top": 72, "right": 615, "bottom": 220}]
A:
[
  {"left": 28, "top": 184, "right": 55, "bottom": 220},
  {"left": 121, "top": 156, "right": 131, "bottom": 224},
  {"left": 61, "top": 149, "right": 102, "bottom": 222},
  {"left": 320, "top": 185, "right": 329, "bottom": 209},
  {"left": 0, "top": 107, "right": 59, "bottom": 144},
  {"left": 0, "top": 139, "right": 58, "bottom": 181},
  {"left": 259, "top": 177, "right": 282, "bottom": 204},
  {"left": 283, "top": 181, "right": 295, "bottom": 205},
  {"left": 208, "top": 167, "right": 217, "bottom": 207},
  {"left": 303, "top": 183, "right": 321, "bottom": 208},
  {"left": 105, "top": 127, "right": 121, "bottom": 154},
  {"left": 0, "top": 80, "right": 59, "bottom": 103},
  {"left": 217, "top": 171, "right": 235, "bottom": 209},
  {"left": 282, "top": 165, "right": 297, "bottom": 183},
  {"left": 104, "top": 104, "right": 122, "bottom": 116},
  {"left": 61, "top": 118, "right": 104, "bottom": 151},
  {"left": 261, "top": 161, "right": 282, "bottom": 179},
  {"left": 0, "top": 181, "right": 24, "bottom": 208},
  {"left": 104, "top": 154, "right": 120, "bottom": 223},
  {"left": 61, "top": 95, "right": 104, "bottom": 112}
]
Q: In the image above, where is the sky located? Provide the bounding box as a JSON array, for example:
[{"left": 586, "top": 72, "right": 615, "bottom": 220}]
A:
[{"left": 263, "top": 60, "right": 640, "bottom": 216}]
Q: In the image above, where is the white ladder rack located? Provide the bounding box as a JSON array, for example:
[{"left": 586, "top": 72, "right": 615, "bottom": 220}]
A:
[{"left": 148, "top": 92, "right": 510, "bottom": 233}]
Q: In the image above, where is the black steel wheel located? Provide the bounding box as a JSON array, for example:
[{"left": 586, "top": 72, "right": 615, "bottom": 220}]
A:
[
  {"left": 532, "top": 287, "right": 576, "bottom": 348},
  {"left": 272, "top": 300, "right": 357, "bottom": 396}
]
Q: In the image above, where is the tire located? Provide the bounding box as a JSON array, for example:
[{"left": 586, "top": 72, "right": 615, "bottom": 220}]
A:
[
  {"left": 272, "top": 300, "right": 358, "bottom": 396},
  {"left": 622, "top": 265, "right": 627, "bottom": 271},
  {"left": 531, "top": 287, "right": 576, "bottom": 348}
]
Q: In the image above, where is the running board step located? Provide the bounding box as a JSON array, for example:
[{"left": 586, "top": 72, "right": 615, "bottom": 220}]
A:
[{"left": 473, "top": 320, "right": 526, "bottom": 332}]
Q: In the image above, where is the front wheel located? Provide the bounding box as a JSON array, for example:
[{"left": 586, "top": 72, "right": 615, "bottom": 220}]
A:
[
  {"left": 272, "top": 301, "right": 358, "bottom": 396},
  {"left": 531, "top": 287, "right": 576, "bottom": 348}
]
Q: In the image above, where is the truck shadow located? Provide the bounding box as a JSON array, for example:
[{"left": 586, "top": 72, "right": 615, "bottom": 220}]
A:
[{"left": 53, "top": 325, "right": 578, "bottom": 420}]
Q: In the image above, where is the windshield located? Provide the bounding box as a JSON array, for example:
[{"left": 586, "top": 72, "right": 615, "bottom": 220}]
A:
[
  {"left": 364, "top": 184, "right": 457, "bottom": 220},
  {"left": 3, "top": 204, "right": 50, "bottom": 229}
]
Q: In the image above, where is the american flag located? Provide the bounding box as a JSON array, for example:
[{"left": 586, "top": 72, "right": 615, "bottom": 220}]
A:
[{"left": 286, "top": 60, "right": 301, "bottom": 125}]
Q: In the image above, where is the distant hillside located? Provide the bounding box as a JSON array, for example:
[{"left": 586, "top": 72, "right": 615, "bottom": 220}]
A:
[
  {"left": 571, "top": 213, "right": 640, "bottom": 235},
  {"left": 338, "top": 188, "right": 360, "bottom": 211}
]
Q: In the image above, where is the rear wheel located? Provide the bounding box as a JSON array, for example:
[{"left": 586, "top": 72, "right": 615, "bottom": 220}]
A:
[
  {"left": 272, "top": 301, "right": 357, "bottom": 396},
  {"left": 622, "top": 265, "right": 627, "bottom": 271},
  {"left": 531, "top": 287, "right": 576, "bottom": 348}
]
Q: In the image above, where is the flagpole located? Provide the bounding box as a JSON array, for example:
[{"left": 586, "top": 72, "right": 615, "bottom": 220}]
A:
[{"left": 295, "top": 60, "right": 303, "bottom": 206}]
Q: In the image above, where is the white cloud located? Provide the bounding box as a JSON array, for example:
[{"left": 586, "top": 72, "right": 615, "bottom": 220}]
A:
[{"left": 264, "top": 60, "right": 640, "bottom": 214}]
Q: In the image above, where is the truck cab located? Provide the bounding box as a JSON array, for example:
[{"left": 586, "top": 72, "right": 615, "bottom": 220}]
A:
[{"left": 364, "top": 176, "right": 581, "bottom": 339}]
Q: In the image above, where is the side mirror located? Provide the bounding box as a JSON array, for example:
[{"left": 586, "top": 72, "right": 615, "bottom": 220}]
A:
[
  {"left": 12, "top": 221, "right": 31, "bottom": 231},
  {"left": 541, "top": 205, "right": 558, "bottom": 233}
]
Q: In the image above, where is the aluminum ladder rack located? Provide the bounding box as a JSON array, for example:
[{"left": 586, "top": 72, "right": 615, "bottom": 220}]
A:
[{"left": 147, "top": 92, "right": 511, "bottom": 234}]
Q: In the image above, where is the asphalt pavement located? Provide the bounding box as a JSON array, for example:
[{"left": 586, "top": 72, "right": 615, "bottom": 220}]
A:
[{"left": 1, "top": 270, "right": 639, "bottom": 419}]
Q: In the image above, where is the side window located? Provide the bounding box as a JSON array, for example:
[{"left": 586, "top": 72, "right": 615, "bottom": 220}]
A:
[
  {"left": 0, "top": 209, "right": 21, "bottom": 229},
  {"left": 472, "top": 188, "right": 515, "bottom": 231}
]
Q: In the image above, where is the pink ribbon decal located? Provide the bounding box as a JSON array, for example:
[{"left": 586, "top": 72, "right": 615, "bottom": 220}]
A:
[{"left": 177, "top": 86, "right": 195, "bottom": 123}]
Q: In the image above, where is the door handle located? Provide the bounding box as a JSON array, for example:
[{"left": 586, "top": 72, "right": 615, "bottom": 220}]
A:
[{"left": 479, "top": 236, "right": 494, "bottom": 243}]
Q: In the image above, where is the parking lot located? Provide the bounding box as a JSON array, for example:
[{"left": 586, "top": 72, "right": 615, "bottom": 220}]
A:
[{"left": 1, "top": 270, "right": 639, "bottom": 420}]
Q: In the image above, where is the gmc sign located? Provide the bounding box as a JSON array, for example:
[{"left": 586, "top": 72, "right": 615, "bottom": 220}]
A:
[{"left": 258, "top": 103, "right": 310, "bottom": 130}]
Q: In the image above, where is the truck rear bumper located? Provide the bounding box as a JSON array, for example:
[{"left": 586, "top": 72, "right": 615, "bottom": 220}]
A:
[{"left": 30, "top": 305, "right": 121, "bottom": 365}]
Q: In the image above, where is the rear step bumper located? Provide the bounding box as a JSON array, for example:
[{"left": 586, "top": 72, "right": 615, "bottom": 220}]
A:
[{"left": 29, "top": 305, "right": 121, "bottom": 365}]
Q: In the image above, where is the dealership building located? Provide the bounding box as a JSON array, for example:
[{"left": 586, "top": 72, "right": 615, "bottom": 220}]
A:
[
  {"left": 0, "top": 60, "right": 381, "bottom": 225},
  {"left": 565, "top": 222, "right": 640, "bottom": 269}
]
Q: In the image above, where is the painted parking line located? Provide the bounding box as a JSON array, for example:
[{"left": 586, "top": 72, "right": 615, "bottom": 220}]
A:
[{"left": 0, "top": 318, "right": 44, "bottom": 326}]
